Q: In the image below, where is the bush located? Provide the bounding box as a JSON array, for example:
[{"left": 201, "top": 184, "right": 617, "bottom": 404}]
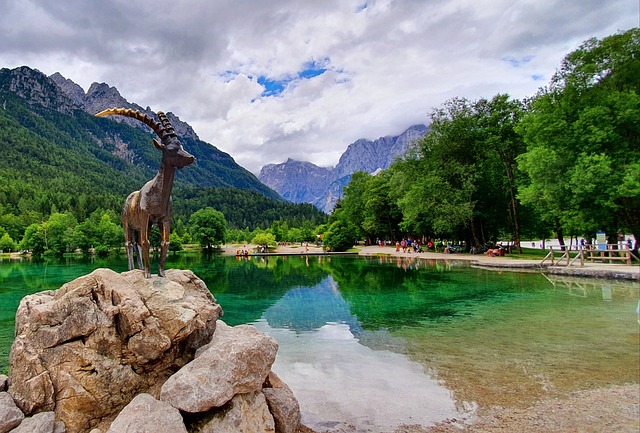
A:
[{"left": 324, "top": 219, "right": 357, "bottom": 252}]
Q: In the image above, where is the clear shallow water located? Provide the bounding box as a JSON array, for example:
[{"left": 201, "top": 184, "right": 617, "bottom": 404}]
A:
[{"left": 0, "top": 254, "right": 638, "bottom": 431}]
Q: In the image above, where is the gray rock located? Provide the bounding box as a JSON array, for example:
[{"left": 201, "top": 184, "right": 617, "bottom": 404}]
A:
[
  {"left": 262, "top": 372, "right": 301, "bottom": 433},
  {"left": 10, "top": 411, "right": 55, "bottom": 433},
  {"left": 8, "top": 269, "right": 221, "bottom": 433},
  {"left": 160, "top": 321, "right": 278, "bottom": 412},
  {"left": 106, "top": 393, "right": 187, "bottom": 433},
  {"left": 53, "top": 419, "right": 66, "bottom": 433},
  {"left": 0, "top": 392, "right": 24, "bottom": 433},
  {"left": 50, "top": 72, "right": 86, "bottom": 108},
  {"left": 197, "top": 391, "right": 274, "bottom": 433},
  {"left": 0, "top": 375, "right": 7, "bottom": 392}
]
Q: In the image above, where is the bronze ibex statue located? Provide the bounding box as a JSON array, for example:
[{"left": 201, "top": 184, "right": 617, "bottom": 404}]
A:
[{"left": 96, "top": 108, "right": 195, "bottom": 278}]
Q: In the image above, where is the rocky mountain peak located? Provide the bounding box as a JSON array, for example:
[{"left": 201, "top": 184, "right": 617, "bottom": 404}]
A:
[
  {"left": 49, "top": 72, "right": 85, "bottom": 107},
  {"left": 258, "top": 124, "right": 428, "bottom": 213},
  {"left": 1, "top": 66, "right": 200, "bottom": 141},
  {"left": 85, "top": 82, "right": 129, "bottom": 113},
  {"left": 259, "top": 160, "right": 334, "bottom": 203},
  {"left": 0, "top": 66, "right": 79, "bottom": 113}
]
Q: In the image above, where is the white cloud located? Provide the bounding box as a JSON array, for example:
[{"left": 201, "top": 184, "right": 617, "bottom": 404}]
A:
[{"left": 0, "top": 0, "right": 636, "bottom": 174}]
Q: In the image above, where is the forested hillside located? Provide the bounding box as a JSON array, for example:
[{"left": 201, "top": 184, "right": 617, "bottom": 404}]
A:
[{"left": 0, "top": 71, "right": 326, "bottom": 250}]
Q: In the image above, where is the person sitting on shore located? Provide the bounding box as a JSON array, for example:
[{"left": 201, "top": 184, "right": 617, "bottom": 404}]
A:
[{"left": 485, "top": 247, "right": 503, "bottom": 257}]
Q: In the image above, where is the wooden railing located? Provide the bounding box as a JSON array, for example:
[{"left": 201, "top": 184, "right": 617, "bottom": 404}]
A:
[{"left": 541, "top": 244, "right": 638, "bottom": 267}]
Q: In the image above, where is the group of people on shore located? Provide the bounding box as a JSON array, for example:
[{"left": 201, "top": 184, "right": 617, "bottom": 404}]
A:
[{"left": 395, "top": 239, "right": 425, "bottom": 253}]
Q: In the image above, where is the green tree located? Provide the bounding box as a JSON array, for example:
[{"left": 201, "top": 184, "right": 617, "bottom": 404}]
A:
[
  {"left": 0, "top": 233, "right": 17, "bottom": 252},
  {"left": 169, "top": 232, "right": 183, "bottom": 253},
  {"left": 181, "top": 232, "right": 192, "bottom": 245},
  {"left": 173, "top": 218, "right": 187, "bottom": 237},
  {"left": 271, "top": 221, "right": 284, "bottom": 242},
  {"left": 361, "top": 171, "right": 402, "bottom": 242},
  {"left": 20, "top": 223, "right": 47, "bottom": 255},
  {"left": 392, "top": 98, "right": 483, "bottom": 245},
  {"left": 286, "top": 227, "right": 303, "bottom": 243},
  {"left": 190, "top": 207, "right": 227, "bottom": 250},
  {"left": 517, "top": 29, "right": 640, "bottom": 248},
  {"left": 324, "top": 217, "right": 358, "bottom": 252},
  {"left": 94, "top": 213, "right": 124, "bottom": 255},
  {"left": 45, "top": 213, "right": 77, "bottom": 255},
  {"left": 0, "top": 213, "right": 28, "bottom": 242},
  {"left": 338, "top": 172, "right": 370, "bottom": 241},
  {"left": 474, "top": 94, "right": 527, "bottom": 252},
  {"left": 299, "top": 220, "right": 316, "bottom": 242},
  {"left": 252, "top": 232, "right": 276, "bottom": 247}
]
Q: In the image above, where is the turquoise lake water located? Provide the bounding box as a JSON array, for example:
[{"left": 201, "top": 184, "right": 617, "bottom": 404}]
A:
[{"left": 1, "top": 254, "right": 638, "bottom": 431}]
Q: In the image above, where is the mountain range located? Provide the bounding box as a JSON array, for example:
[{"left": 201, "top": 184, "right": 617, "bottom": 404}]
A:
[
  {"left": 0, "top": 65, "right": 326, "bottom": 229},
  {"left": 258, "top": 124, "right": 428, "bottom": 213},
  {"left": 1, "top": 64, "right": 427, "bottom": 222}
]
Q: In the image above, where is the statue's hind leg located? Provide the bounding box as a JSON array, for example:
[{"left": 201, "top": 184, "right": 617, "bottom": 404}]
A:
[
  {"left": 124, "top": 224, "right": 135, "bottom": 271},
  {"left": 135, "top": 243, "right": 144, "bottom": 270},
  {"left": 132, "top": 230, "right": 144, "bottom": 271}
]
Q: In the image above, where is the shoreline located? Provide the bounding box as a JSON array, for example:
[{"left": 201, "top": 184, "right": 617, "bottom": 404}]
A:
[
  {"left": 413, "top": 384, "right": 640, "bottom": 433},
  {"left": 223, "top": 243, "right": 640, "bottom": 281}
]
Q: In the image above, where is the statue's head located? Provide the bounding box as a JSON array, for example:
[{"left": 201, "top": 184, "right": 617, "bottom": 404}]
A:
[
  {"left": 155, "top": 111, "right": 195, "bottom": 169},
  {"left": 96, "top": 108, "right": 195, "bottom": 169}
]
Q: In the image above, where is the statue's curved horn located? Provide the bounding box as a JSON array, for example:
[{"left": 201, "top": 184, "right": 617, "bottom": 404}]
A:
[
  {"left": 157, "top": 111, "right": 177, "bottom": 140},
  {"left": 95, "top": 107, "right": 165, "bottom": 138}
]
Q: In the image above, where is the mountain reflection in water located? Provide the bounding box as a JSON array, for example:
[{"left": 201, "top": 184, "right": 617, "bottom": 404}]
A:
[{"left": 254, "top": 276, "right": 463, "bottom": 432}]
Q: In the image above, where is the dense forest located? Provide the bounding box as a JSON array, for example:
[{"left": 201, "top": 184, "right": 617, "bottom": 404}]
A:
[
  {"left": 0, "top": 79, "right": 327, "bottom": 255},
  {"left": 323, "top": 29, "right": 639, "bottom": 253}
]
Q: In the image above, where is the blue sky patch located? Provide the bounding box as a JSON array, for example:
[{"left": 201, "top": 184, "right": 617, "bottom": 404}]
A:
[
  {"left": 257, "top": 58, "right": 331, "bottom": 97},
  {"left": 502, "top": 55, "right": 534, "bottom": 67},
  {"left": 257, "top": 76, "right": 286, "bottom": 96}
]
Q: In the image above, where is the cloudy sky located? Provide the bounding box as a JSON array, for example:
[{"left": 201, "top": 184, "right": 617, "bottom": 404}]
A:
[{"left": 0, "top": 1, "right": 637, "bottom": 174}]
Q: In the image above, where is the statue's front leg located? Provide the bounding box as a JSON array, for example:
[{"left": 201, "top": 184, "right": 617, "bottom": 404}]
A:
[
  {"left": 139, "top": 224, "right": 152, "bottom": 278},
  {"left": 158, "top": 221, "right": 171, "bottom": 278}
]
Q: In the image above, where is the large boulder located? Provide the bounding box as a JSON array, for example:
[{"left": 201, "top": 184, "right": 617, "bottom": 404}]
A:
[
  {"left": 8, "top": 268, "right": 222, "bottom": 433},
  {"left": 160, "top": 321, "right": 278, "bottom": 412},
  {"left": 0, "top": 391, "right": 24, "bottom": 433},
  {"left": 263, "top": 371, "right": 301, "bottom": 433},
  {"left": 9, "top": 411, "right": 64, "bottom": 433},
  {"left": 106, "top": 393, "right": 187, "bottom": 433},
  {"left": 196, "top": 391, "right": 275, "bottom": 433}
]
